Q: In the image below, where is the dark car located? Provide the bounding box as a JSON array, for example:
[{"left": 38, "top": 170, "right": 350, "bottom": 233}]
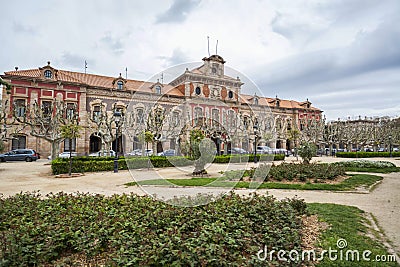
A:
[{"left": 0, "top": 149, "right": 39, "bottom": 162}]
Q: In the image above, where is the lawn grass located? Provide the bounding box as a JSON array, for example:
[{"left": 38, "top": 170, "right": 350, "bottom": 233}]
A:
[
  {"left": 308, "top": 203, "right": 398, "bottom": 266},
  {"left": 126, "top": 174, "right": 382, "bottom": 191}
]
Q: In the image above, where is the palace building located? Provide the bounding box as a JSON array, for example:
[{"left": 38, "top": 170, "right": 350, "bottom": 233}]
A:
[{"left": 1, "top": 55, "right": 322, "bottom": 158}]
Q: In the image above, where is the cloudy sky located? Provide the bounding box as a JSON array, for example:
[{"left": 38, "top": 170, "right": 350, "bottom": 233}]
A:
[{"left": 1, "top": 0, "right": 399, "bottom": 120}]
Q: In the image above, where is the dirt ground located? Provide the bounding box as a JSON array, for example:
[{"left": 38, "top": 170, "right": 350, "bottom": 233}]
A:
[{"left": 0, "top": 156, "right": 399, "bottom": 257}]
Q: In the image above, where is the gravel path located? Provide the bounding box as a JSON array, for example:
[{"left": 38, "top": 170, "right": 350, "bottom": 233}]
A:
[{"left": 0, "top": 156, "right": 399, "bottom": 256}]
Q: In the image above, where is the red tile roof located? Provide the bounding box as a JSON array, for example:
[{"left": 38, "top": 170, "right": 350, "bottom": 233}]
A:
[
  {"left": 240, "top": 94, "right": 321, "bottom": 111},
  {"left": 4, "top": 68, "right": 183, "bottom": 96},
  {"left": 4, "top": 67, "right": 321, "bottom": 111}
]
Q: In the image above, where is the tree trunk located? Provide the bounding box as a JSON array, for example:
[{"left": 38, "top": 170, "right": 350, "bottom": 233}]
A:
[
  {"left": 51, "top": 141, "right": 59, "bottom": 160},
  {"left": 152, "top": 141, "right": 157, "bottom": 155},
  {"left": 69, "top": 138, "right": 72, "bottom": 176}
]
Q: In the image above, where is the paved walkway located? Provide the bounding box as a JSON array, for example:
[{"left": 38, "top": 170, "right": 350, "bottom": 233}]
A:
[{"left": 0, "top": 156, "right": 399, "bottom": 256}]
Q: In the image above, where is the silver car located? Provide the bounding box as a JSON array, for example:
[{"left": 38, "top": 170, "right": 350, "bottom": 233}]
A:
[{"left": 256, "top": 146, "right": 273, "bottom": 154}]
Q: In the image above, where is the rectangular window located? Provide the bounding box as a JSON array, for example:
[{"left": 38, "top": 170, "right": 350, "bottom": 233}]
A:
[
  {"left": 66, "top": 103, "right": 76, "bottom": 120},
  {"left": 15, "top": 99, "right": 26, "bottom": 117},
  {"left": 42, "top": 101, "right": 52, "bottom": 116},
  {"left": 11, "top": 136, "right": 26, "bottom": 150},
  {"left": 64, "top": 138, "right": 76, "bottom": 152},
  {"left": 93, "top": 106, "right": 101, "bottom": 121}
]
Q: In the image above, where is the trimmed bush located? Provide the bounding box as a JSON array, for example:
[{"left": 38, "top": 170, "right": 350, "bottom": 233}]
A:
[
  {"left": 336, "top": 152, "right": 400, "bottom": 158},
  {"left": 333, "top": 160, "right": 396, "bottom": 168},
  {"left": 213, "top": 154, "right": 283, "bottom": 163},
  {"left": 52, "top": 154, "right": 286, "bottom": 174},
  {"left": 222, "top": 162, "right": 346, "bottom": 182}
]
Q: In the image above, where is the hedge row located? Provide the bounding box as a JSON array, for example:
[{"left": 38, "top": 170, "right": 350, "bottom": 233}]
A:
[
  {"left": 51, "top": 157, "right": 189, "bottom": 175},
  {"left": 336, "top": 152, "right": 400, "bottom": 158},
  {"left": 52, "top": 154, "right": 285, "bottom": 174}
]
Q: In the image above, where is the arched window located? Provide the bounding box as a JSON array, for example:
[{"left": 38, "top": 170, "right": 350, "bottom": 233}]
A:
[
  {"left": 136, "top": 108, "right": 144, "bottom": 124},
  {"left": 172, "top": 111, "right": 180, "bottom": 127},
  {"left": 44, "top": 70, "right": 53, "bottom": 79},
  {"left": 194, "top": 107, "right": 203, "bottom": 125},
  {"left": 287, "top": 119, "right": 292, "bottom": 130},
  {"left": 243, "top": 116, "right": 249, "bottom": 130},
  {"left": 228, "top": 91, "right": 233, "bottom": 99},
  {"left": 212, "top": 108, "right": 219, "bottom": 127},
  {"left": 117, "top": 80, "right": 123, "bottom": 90},
  {"left": 155, "top": 85, "right": 161, "bottom": 94},
  {"left": 228, "top": 110, "right": 235, "bottom": 128}
]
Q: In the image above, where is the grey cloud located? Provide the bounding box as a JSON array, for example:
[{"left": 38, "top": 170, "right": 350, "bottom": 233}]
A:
[
  {"left": 160, "top": 48, "right": 190, "bottom": 67},
  {"left": 251, "top": 12, "right": 400, "bottom": 120},
  {"left": 270, "top": 12, "right": 318, "bottom": 44},
  {"left": 61, "top": 52, "right": 93, "bottom": 70},
  {"left": 12, "top": 22, "right": 37, "bottom": 35},
  {"left": 256, "top": 12, "right": 400, "bottom": 94},
  {"left": 156, "top": 0, "right": 201, "bottom": 24},
  {"left": 315, "top": 0, "right": 398, "bottom": 24},
  {"left": 100, "top": 33, "right": 124, "bottom": 55}
]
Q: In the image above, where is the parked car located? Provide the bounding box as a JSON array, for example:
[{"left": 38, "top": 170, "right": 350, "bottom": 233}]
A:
[
  {"left": 228, "top": 147, "right": 248, "bottom": 154},
  {"left": 0, "top": 149, "right": 39, "bottom": 162},
  {"left": 126, "top": 149, "right": 141, "bottom": 156},
  {"left": 142, "top": 149, "right": 153, "bottom": 156},
  {"left": 89, "top": 150, "right": 116, "bottom": 157},
  {"left": 256, "top": 146, "right": 273, "bottom": 154},
  {"left": 273, "top": 148, "right": 290, "bottom": 155},
  {"left": 126, "top": 149, "right": 153, "bottom": 156},
  {"left": 393, "top": 147, "right": 399, "bottom": 152},
  {"left": 58, "top": 152, "right": 78, "bottom": 158},
  {"left": 157, "top": 149, "right": 176, "bottom": 156}
]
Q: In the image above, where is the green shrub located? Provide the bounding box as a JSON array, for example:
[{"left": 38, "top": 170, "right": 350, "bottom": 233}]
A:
[
  {"left": 336, "top": 152, "right": 400, "bottom": 158},
  {"left": 212, "top": 154, "right": 283, "bottom": 163},
  {"left": 52, "top": 154, "right": 285, "bottom": 174},
  {"left": 333, "top": 160, "right": 396, "bottom": 168},
  {"left": 297, "top": 142, "right": 317, "bottom": 164},
  {"left": 223, "top": 162, "right": 345, "bottom": 182},
  {"left": 0, "top": 192, "right": 306, "bottom": 266}
]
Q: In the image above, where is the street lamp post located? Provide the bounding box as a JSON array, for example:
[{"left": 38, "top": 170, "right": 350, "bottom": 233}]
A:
[
  {"left": 253, "top": 125, "right": 258, "bottom": 163},
  {"left": 389, "top": 135, "right": 392, "bottom": 158},
  {"left": 113, "top": 110, "right": 122, "bottom": 173}
]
